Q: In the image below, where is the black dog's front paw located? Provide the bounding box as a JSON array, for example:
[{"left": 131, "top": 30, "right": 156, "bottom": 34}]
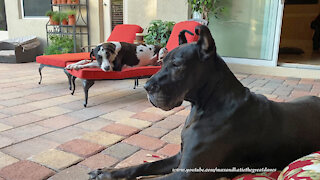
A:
[{"left": 88, "top": 168, "right": 115, "bottom": 180}]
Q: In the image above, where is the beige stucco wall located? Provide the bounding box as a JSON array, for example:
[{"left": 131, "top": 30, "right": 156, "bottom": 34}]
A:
[
  {"left": 123, "top": 0, "right": 189, "bottom": 32},
  {"left": 4, "top": 0, "right": 189, "bottom": 53},
  {"left": 4, "top": 0, "right": 101, "bottom": 52}
]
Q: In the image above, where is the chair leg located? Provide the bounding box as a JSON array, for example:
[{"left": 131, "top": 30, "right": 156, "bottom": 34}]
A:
[
  {"left": 134, "top": 79, "right": 139, "bottom": 89},
  {"left": 82, "top": 79, "right": 94, "bottom": 107},
  {"left": 38, "top": 64, "right": 45, "bottom": 84},
  {"left": 64, "top": 69, "right": 73, "bottom": 90},
  {"left": 71, "top": 76, "right": 77, "bottom": 95}
]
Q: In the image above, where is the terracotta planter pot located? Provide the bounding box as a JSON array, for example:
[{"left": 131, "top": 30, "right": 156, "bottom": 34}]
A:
[
  {"left": 62, "top": 19, "right": 68, "bottom": 25},
  {"left": 52, "top": 20, "right": 59, "bottom": 25},
  {"left": 57, "top": 0, "right": 62, "bottom": 4},
  {"left": 61, "top": 0, "right": 67, "bottom": 4},
  {"left": 52, "top": 0, "right": 58, "bottom": 4},
  {"left": 72, "top": 0, "right": 79, "bottom": 4},
  {"left": 67, "top": 0, "right": 72, "bottom": 4},
  {"left": 49, "top": 16, "right": 54, "bottom": 25},
  {"left": 68, "top": 15, "right": 76, "bottom": 25}
]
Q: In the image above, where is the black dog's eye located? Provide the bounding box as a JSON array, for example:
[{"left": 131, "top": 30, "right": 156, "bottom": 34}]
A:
[{"left": 172, "top": 60, "right": 182, "bottom": 67}]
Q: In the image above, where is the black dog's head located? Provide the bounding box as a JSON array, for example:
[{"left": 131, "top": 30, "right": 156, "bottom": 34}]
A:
[
  {"left": 90, "top": 43, "right": 117, "bottom": 71},
  {"left": 144, "top": 25, "right": 217, "bottom": 111}
]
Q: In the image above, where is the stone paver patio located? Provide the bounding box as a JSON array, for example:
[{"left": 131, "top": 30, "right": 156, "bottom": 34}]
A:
[{"left": 0, "top": 62, "right": 320, "bottom": 179}]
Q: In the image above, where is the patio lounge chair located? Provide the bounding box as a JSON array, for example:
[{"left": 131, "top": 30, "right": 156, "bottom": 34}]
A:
[
  {"left": 36, "top": 24, "right": 143, "bottom": 89},
  {"left": 66, "top": 20, "right": 201, "bottom": 107}
]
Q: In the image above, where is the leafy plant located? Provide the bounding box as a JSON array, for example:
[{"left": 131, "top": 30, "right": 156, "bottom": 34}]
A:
[
  {"left": 52, "top": 13, "right": 60, "bottom": 23},
  {"left": 188, "top": 0, "right": 225, "bottom": 20},
  {"left": 144, "top": 20, "right": 175, "bottom": 47},
  {"left": 59, "top": 12, "right": 68, "bottom": 21},
  {"left": 45, "top": 10, "right": 55, "bottom": 17},
  {"left": 67, "top": 10, "right": 76, "bottom": 16},
  {"left": 44, "top": 35, "right": 74, "bottom": 55}
]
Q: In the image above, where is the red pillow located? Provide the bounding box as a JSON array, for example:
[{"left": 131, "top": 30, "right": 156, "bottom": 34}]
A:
[
  {"left": 166, "top": 21, "right": 201, "bottom": 52},
  {"left": 107, "top": 24, "right": 143, "bottom": 43}
]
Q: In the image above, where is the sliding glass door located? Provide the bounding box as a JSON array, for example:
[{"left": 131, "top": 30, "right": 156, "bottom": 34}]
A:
[{"left": 208, "top": 0, "right": 284, "bottom": 66}]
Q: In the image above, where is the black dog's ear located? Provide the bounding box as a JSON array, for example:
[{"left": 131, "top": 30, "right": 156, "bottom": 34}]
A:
[
  {"left": 90, "top": 49, "right": 95, "bottom": 62},
  {"left": 179, "top": 30, "right": 194, "bottom": 45},
  {"left": 195, "top": 25, "right": 216, "bottom": 61}
]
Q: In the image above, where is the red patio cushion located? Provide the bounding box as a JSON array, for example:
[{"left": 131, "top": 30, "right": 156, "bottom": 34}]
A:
[
  {"left": 36, "top": 52, "right": 91, "bottom": 67},
  {"left": 67, "top": 65, "right": 161, "bottom": 80},
  {"left": 166, "top": 21, "right": 201, "bottom": 52},
  {"left": 107, "top": 24, "right": 144, "bottom": 43}
]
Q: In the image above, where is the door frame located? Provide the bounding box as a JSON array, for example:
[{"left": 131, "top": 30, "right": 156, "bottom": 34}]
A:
[{"left": 223, "top": 0, "right": 285, "bottom": 67}]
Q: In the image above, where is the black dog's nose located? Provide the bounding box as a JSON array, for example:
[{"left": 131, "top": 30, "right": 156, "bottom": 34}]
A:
[
  {"left": 144, "top": 81, "right": 160, "bottom": 93},
  {"left": 103, "top": 66, "right": 110, "bottom": 71}
]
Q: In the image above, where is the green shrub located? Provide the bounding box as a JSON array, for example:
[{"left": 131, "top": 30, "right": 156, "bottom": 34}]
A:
[
  {"left": 144, "top": 20, "right": 175, "bottom": 47},
  {"left": 59, "top": 12, "right": 68, "bottom": 21},
  {"left": 45, "top": 10, "right": 55, "bottom": 16},
  {"left": 44, "top": 35, "right": 74, "bottom": 55}
]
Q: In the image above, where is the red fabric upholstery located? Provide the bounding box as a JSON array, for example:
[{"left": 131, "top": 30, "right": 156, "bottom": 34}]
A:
[
  {"left": 67, "top": 65, "right": 161, "bottom": 80},
  {"left": 166, "top": 21, "right": 201, "bottom": 52},
  {"left": 107, "top": 24, "right": 144, "bottom": 43},
  {"left": 36, "top": 52, "right": 91, "bottom": 67}
]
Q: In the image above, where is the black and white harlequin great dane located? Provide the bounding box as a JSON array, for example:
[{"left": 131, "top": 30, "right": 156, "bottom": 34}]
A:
[
  {"left": 89, "top": 25, "right": 320, "bottom": 180},
  {"left": 66, "top": 42, "right": 166, "bottom": 71}
]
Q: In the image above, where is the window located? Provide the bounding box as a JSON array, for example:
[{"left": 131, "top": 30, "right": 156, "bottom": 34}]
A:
[
  {"left": 0, "top": 0, "right": 7, "bottom": 30},
  {"left": 21, "top": 0, "right": 51, "bottom": 18}
]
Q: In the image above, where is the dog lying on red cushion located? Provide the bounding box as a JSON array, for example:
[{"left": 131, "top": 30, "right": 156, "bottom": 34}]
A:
[{"left": 66, "top": 42, "right": 167, "bottom": 72}]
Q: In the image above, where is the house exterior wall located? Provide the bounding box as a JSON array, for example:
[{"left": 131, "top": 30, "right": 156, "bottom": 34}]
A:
[{"left": 4, "top": 0, "right": 189, "bottom": 53}]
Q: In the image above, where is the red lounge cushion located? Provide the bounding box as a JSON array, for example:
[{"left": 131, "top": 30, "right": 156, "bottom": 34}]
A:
[
  {"left": 278, "top": 151, "right": 320, "bottom": 180},
  {"left": 107, "top": 24, "right": 143, "bottom": 43},
  {"left": 166, "top": 21, "right": 201, "bottom": 52},
  {"left": 36, "top": 52, "right": 91, "bottom": 67},
  {"left": 67, "top": 66, "right": 161, "bottom": 80}
]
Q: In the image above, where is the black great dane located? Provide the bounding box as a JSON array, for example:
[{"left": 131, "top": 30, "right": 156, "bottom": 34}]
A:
[{"left": 89, "top": 25, "right": 320, "bottom": 180}]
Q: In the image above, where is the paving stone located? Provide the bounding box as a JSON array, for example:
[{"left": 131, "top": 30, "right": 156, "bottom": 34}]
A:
[
  {"left": 0, "top": 104, "right": 39, "bottom": 116},
  {"left": 115, "top": 150, "right": 165, "bottom": 169},
  {"left": 0, "top": 123, "right": 12, "bottom": 132},
  {"left": 140, "top": 127, "right": 169, "bottom": 138},
  {"left": 0, "top": 135, "right": 15, "bottom": 148},
  {"left": 79, "top": 153, "right": 118, "bottom": 170},
  {"left": 161, "top": 127, "right": 183, "bottom": 144},
  {"left": 153, "top": 116, "right": 184, "bottom": 130},
  {"left": 290, "top": 90, "right": 317, "bottom": 98},
  {"left": 294, "top": 84, "right": 313, "bottom": 91},
  {"left": 100, "top": 109, "right": 136, "bottom": 121},
  {"left": 123, "top": 134, "right": 165, "bottom": 151},
  {"left": 41, "top": 126, "right": 89, "bottom": 144},
  {"left": 0, "top": 151, "right": 19, "bottom": 169},
  {"left": 82, "top": 131, "right": 124, "bottom": 146},
  {"left": 0, "top": 113, "right": 9, "bottom": 119},
  {"left": 240, "top": 78, "right": 256, "bottom": 86},
  {"left": 101, "top": 123, "right": 140, "bottom": 136},
  {"left": 117, "top": 118, "right": 152, "bottom": 129},
  {"left": 48, "top": 165, "right": 90, "bottom": 180},
  {"left": 30, "top": 149, "right": 83, "bottom": 171},
  {"left": 283, "top": 80, "right": 299, "bottom": 86},
  {"left": 74, "top": 117, "right": 112, "bottom": 131},
  {"left": 103, "top": 142, "right": 140, "bottom": 159},
  {"left": 131, "top": 112, "right": 165, "bottom": 122},
  {"left": 31, "top": 106, "right": 72, "bottom": 118},
  {"left": 0, "top": 124, "right": 51, "bottom": 142},
  {"left": 143, "top": 107, "right": 175, "bottom": 117},
  {"left": 172, "top": 106, "right": 185, "bottom": 112},
  {"left": 175, "top": 109, "right": 190, "bottom": 117},
  {"left": 2, "top": 137, "right": 59, "bottom": 159},
  {"left": 122, "top": 102, "right": 151, "bottom": 113},
  {"left": 157, "top": 144, "right": 181, "bottom": 157},
  {"left": 287, "top": 77, "right": 301, "bottom": 81},
  {"left": 36, "top": 115, "right": 80, "bottom": 130},
  {"left": 0, "top": 160, "right": 55, "bottom": 180},
  {"left": 246, "top": 79, "right": 269, "bottom": 88},
  {"left": 0, "top": 113, "right": 46, "bottom": 127},
  {"left": 58, "top": 139, "right": 105, "bottom": 158},
  {"left": 272, "top": 87, "right": 293, "bottom": 96},
  {"left": 67, "top": 107, "right": 107, "bottom": 121}
]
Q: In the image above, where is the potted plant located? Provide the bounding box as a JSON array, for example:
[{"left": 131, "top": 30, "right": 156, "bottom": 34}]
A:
[
  {"left": 61, "top": 0, "right": 67, "bottom": 4},
  {"left": 60, "top": 12, "right": 68, "bottom": 25},
  {"left": 45, "top": 35, "right": 74, "bottom": 55},
  {"left": 52, "top": 0, "right": 57, "bottom": 5},
  {"left": 57, "top": 0, "right": 62, "bottom": 4},
  {"left": 188, "top": 0, "right": 225, "bottom": 21},
  {"left": 144, "top": 20, "right": 175, "bottom": 47},
  {"left": 45, "top": 11, "right": 56, "bottom": 25},
  {"left": 67, "top": 0, "right": 72, "bottom": 4},
  {"left": 51, "top": 13, "right": 60, "bottom": 25},
  {"left": 71, "top": 0, "right": 79, "bottom": 4},
  {"left": 67, "top": 10, "right": 76, "bottom": 25}
]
